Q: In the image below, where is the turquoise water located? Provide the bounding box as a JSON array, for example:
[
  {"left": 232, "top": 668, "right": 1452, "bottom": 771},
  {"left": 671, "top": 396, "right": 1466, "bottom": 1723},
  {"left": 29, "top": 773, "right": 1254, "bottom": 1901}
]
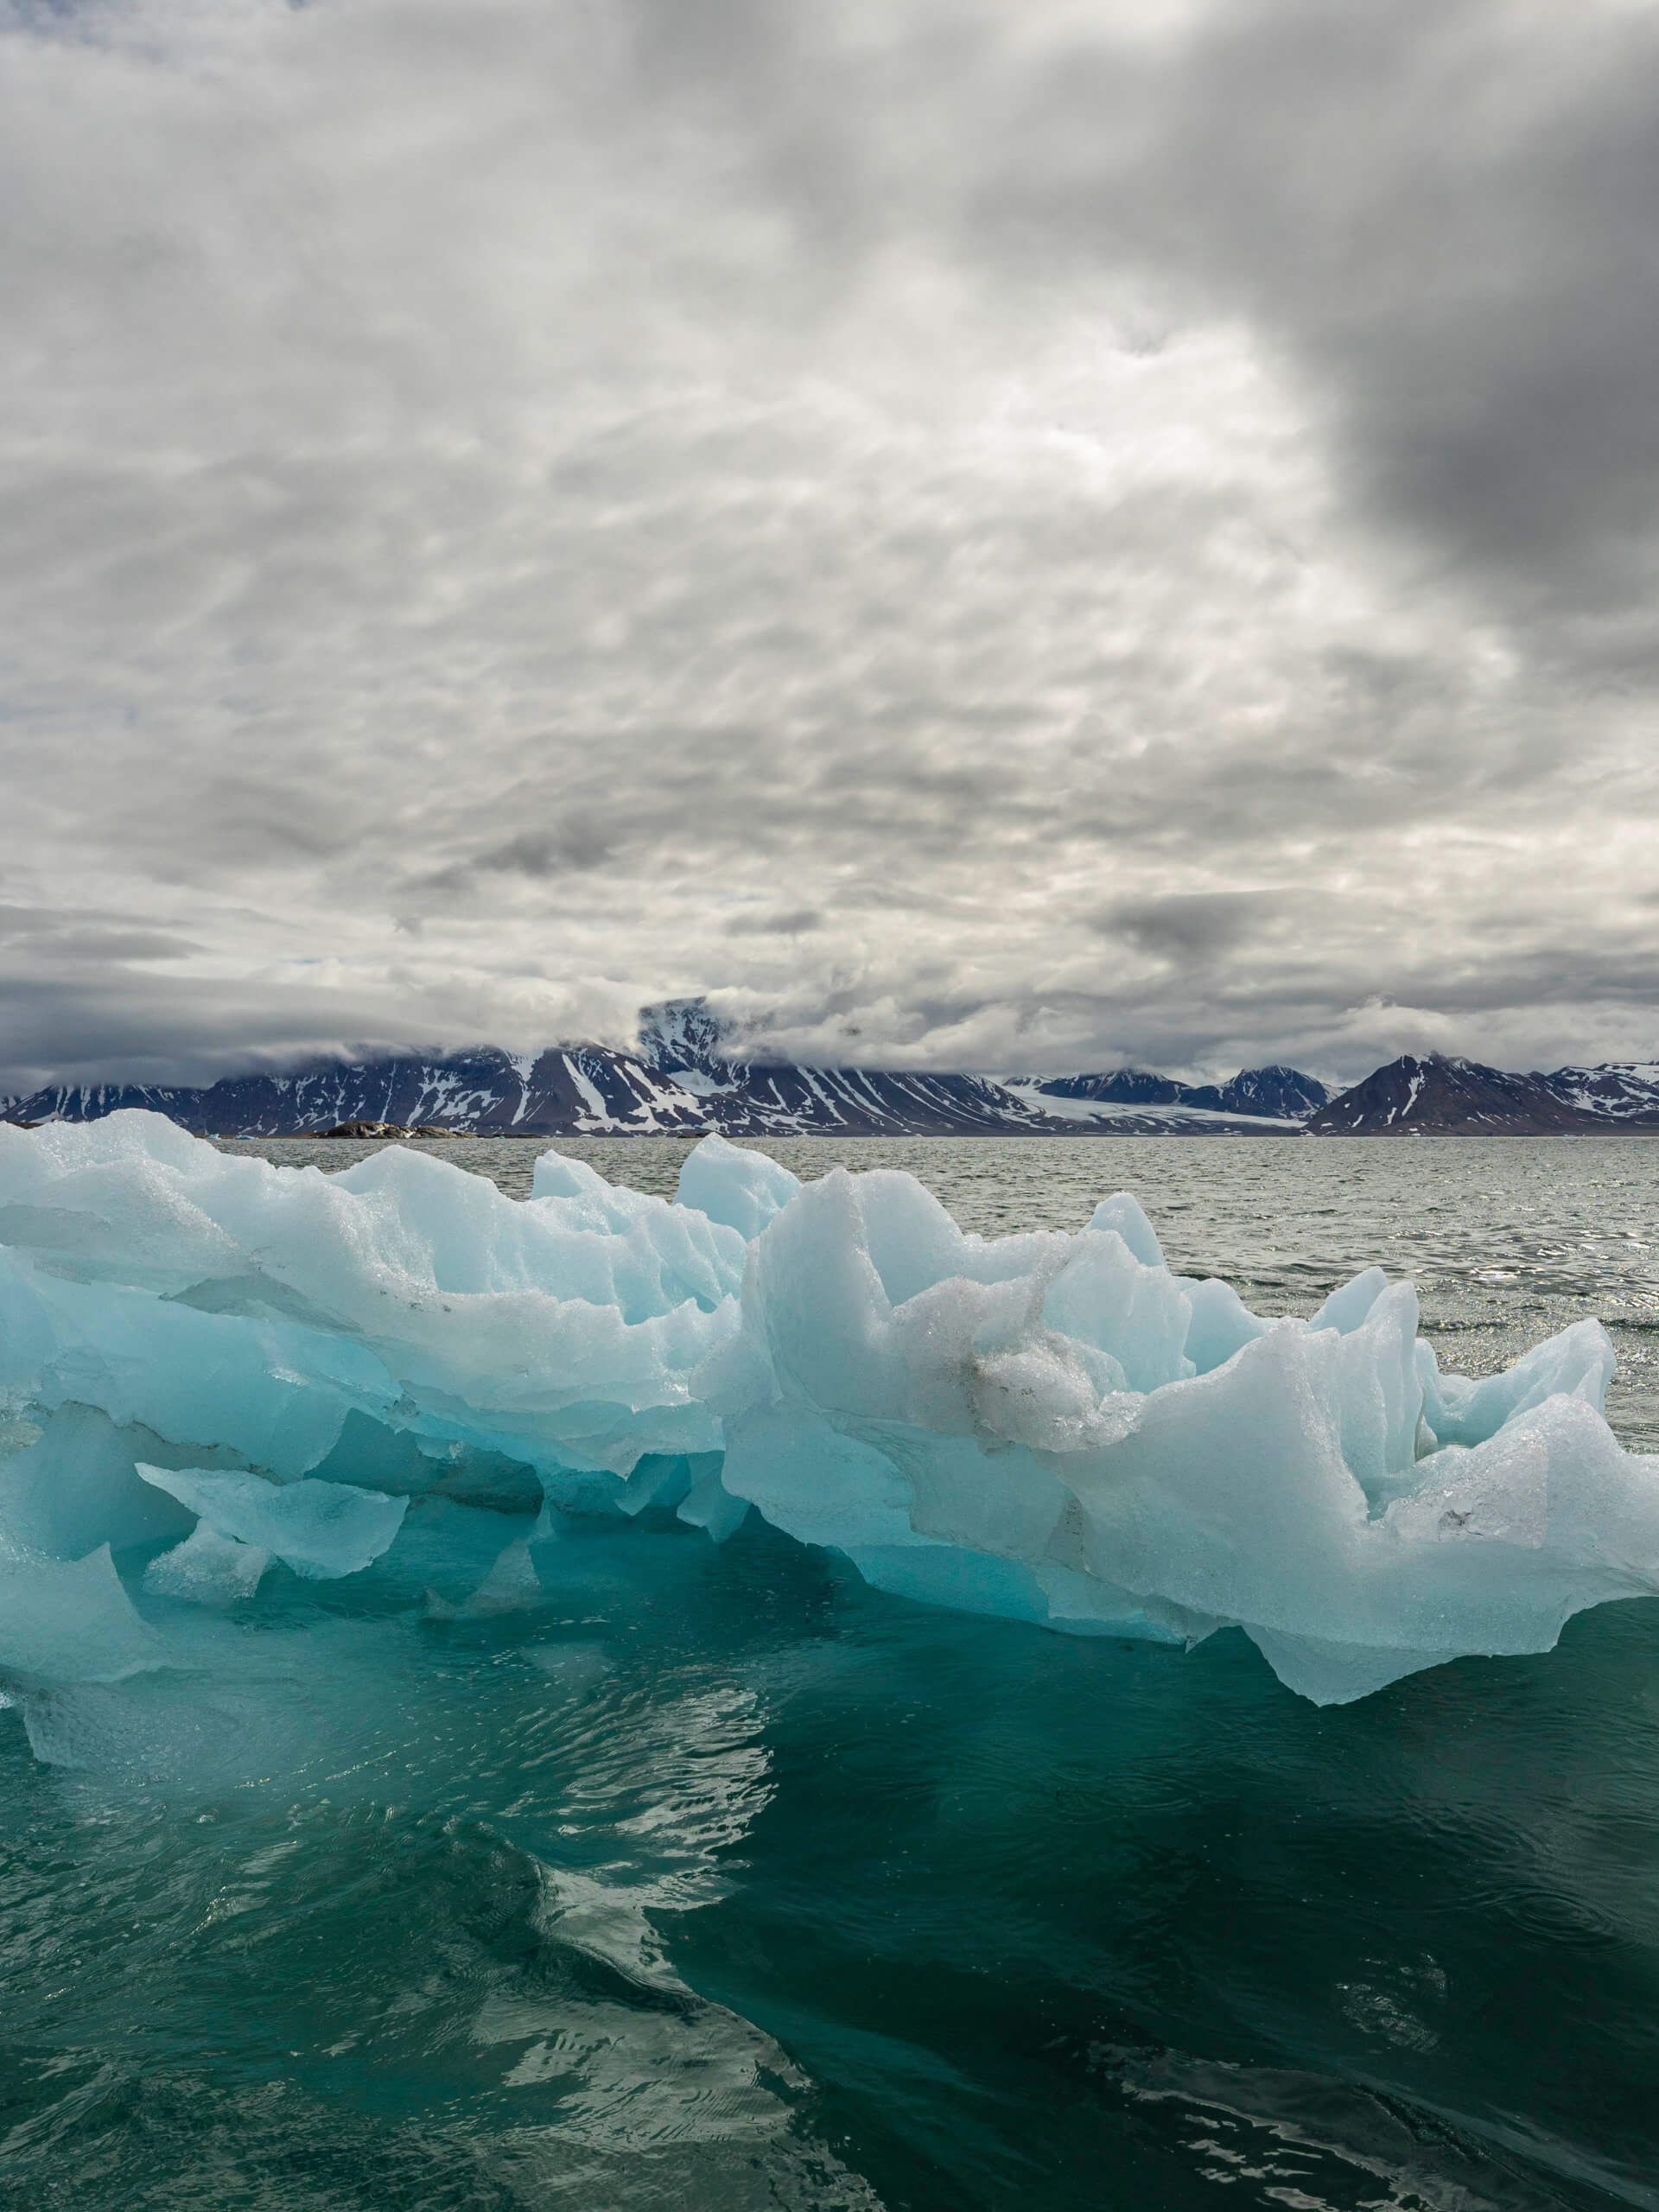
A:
[{"left": 4, "top": 1137, "right": 1659, "bottom": 2208}]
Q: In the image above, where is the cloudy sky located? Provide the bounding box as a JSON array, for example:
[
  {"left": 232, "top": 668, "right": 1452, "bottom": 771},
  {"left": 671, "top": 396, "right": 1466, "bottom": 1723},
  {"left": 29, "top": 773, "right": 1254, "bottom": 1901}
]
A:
[{"left": 4, "top": 0, "right": 1659, "bottom": 1093}]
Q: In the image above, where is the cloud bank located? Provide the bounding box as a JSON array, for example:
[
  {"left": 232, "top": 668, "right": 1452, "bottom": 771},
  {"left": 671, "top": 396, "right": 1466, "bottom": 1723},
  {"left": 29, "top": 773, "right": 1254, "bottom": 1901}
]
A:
[{"left": 3, "top": 0, "right": 1659, "bottom": 1090}]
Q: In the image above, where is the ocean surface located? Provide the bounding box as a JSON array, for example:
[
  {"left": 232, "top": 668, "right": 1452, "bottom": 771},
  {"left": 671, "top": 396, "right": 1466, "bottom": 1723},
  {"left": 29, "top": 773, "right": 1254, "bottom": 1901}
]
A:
[{"left": 4, "top": 1135, "right": 1659, "bottom": 2209}]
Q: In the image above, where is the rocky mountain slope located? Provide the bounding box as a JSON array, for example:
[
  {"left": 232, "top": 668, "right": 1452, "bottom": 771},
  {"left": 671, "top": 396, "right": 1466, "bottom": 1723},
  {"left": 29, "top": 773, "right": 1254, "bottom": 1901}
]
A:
[
  {"left": 1025, "top": 1065, "right": 1328, "bottom": 1120},
  {"left": 632, "top": 1007, "right": 1313, "bottom": 1135},
  {"left": 3, "top": 1048, "right": 705, "bottom": 1139},
  {"left": 11, "top": 1027, "right": 1659, "bottom": 1140},
  {"left": 3, "top": 1004, "right": 1322, "bottom": 1138},
  {"left": 1306, "top": 1054, "right": 1659, "bottom": 1134}
]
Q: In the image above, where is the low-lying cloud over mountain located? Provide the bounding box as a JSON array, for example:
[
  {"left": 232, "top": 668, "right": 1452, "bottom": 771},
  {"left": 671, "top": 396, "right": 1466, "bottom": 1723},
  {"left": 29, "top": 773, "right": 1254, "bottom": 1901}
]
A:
[
  {"left": 1, "top": 1000, "right": 1331, "bottom": 1137},
  {"left": 6, "top": 0, "right": 1659, "bottom": 1096}
]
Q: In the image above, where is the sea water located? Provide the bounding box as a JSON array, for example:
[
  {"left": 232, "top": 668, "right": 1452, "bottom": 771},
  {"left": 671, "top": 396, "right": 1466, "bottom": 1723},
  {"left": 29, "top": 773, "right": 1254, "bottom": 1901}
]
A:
[{"left": 3, "top": 1135, "right": 1658, "bottom": 2209}]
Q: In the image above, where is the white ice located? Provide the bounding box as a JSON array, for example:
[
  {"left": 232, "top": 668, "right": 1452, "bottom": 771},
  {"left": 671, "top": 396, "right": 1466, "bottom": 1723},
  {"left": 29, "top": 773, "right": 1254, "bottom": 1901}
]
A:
[
  {"left": 0, "top": 1109, "right": 1656, "bottom": 1707},
  {"left": 143, "top": 1522, "right": 270, "bottom": 1606},
  {"left": 135, "top": 1465, "right": 408, "bottom": 1580}
]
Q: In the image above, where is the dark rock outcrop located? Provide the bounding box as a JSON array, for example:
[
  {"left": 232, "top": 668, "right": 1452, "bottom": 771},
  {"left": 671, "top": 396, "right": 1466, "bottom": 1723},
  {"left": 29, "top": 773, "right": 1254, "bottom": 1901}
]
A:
[
  {"left": 1035, "top": 1069, "right": 1192, "bottom": 1108},
  {"left": 1211, "top": 1065, "right": 1331, "bottom": 1120}
]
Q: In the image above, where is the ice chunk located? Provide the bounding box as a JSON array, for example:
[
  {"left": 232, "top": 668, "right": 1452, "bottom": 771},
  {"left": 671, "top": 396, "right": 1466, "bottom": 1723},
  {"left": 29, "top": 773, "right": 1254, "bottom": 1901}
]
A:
[
  {"left": 7, "top": 1111, "right": 740, "bottom": 1486},
  {"left": 1417, "top": 1319, "right": 1614, "bottom": 1448},
  {"left": 1042, "top": 1230, "right": 1192, "bottom": 1394},
  {"left": 5, "top": 1111, "right": 1659, "bottom": 1710},
  {"left": 1086, "top": 1192, "right": 1166, "bottom": 1269},
  {"left": 723, "top": 1408, "right": 919, "bottom": 1555},
  {"left": 677, "top": 1465, "right": 749, "bottom": 1542},
  {"left": 710, "top": 1158, "right": 1659, "bottom": 1700},
  {"left": 0, "top": 1111, "right": 243, "bottom": 1294},
  {"left": 675, "top": 1133, "right": 801, "bottom": 1242},
  {"left": 0, "top": 1403, "right": 195, "bottom": 1560},
  {"left": 1241, "top": 1625, "right": 1466, "bottom": 1706},
  {"left": 0, "top": 1542, "right": 160, "bottom": 1685},
  {"left": 1179, "top": 1275, "right": 1271, "bottom": 1375},
  {"left": 845, "top": 1542, "right": 1058, "bottom": 1628},
  {"left": 0, "top": 1247, "right": 57, "bottom": 1401},
  {"left": 143, "top": 1522, "right": 270, "bottom": 1605},
  {"left": 461, "top": 1536, "right": 542, "bottom": 1616},
  {"left": 1309, "top": 1267, "right": 1390, "bottom": 1335},
  {"left": 1325, "top": 1281, "right": 1425, "bottom": 1500},
  {"left": 135, "top": 1465, "right": 407, "bottom": 1580},
  {"left": 28, "top": 1271, "right": 399, "bottom": 1478}
]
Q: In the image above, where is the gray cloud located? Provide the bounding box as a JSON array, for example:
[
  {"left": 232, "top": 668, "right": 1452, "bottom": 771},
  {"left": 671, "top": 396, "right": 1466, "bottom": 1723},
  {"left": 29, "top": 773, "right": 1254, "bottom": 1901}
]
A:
[
  {"left": 724, "top": 908, "right": 823, "bottom": 938},
  {"left": 2, "top": 0, "right": 1658, "bottom": 1095},
  {"left": 1096, "top": 893, "right": 1278, "bottom": 966}
]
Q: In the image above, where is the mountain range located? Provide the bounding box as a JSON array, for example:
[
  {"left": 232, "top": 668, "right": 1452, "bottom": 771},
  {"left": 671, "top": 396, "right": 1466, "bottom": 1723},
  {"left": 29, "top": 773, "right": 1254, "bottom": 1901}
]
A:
[
  {"left": 1303, "top": 1053, "right": 1659, "bottom": 1135},
  {"left": 0, "top": 1001, "right": 1326, "bottom": 1138},
  {"left": 5, "top": 1010, "right": 1659, "bottom": 1139}
]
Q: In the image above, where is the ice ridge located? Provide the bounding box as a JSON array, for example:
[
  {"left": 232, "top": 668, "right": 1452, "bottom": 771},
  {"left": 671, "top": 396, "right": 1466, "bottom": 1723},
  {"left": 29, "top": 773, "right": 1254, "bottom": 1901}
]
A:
[{"left": 0, "top": 1112, "right": 1654, "bottom": 1720}]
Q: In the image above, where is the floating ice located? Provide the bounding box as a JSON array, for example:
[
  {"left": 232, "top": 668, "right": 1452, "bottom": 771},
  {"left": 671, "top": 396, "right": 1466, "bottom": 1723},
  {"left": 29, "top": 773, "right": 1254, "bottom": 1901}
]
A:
[
  {"left": 0, "top": 1109, "right": 1656, "bottom": 1712},
  {"left": 134, "top": 1465, "right": 408, "bottom": 1580},
  {"left": 449, "top": 1534, "right": 542, "bottom": 1617},
  {"left": 0, "top": 1540, "right": 159, "bottom": 1686},
  {"left": 143, "top": 1522, "right": 270, "bottom": 1605}
]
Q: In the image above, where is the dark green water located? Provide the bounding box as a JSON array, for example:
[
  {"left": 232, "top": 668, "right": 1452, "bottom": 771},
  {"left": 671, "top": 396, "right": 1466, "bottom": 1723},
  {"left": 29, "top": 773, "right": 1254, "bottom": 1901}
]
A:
[{"left": 4, "top": 1137, "right": 1659, "bottom": 2208}]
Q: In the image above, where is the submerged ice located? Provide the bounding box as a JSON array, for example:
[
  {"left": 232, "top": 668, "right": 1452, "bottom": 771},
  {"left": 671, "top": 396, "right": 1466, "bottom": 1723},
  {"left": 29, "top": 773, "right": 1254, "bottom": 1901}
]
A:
[{"left": 0, "top": 1109, "right": 1655, "bottom": 1722}]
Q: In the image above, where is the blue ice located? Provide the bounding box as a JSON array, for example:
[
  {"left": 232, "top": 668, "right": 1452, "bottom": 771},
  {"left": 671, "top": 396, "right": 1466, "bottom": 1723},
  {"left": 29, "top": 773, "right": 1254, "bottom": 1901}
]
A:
[{"left": 0, "top": 1110, "right": 1656, "bottom": 1723}]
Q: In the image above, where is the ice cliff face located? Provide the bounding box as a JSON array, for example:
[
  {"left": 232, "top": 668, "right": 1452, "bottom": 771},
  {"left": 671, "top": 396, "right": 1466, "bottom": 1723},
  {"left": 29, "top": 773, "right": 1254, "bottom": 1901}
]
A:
[{"left": 0, "top": 1110, "right": 1654, "bottom": 1733}]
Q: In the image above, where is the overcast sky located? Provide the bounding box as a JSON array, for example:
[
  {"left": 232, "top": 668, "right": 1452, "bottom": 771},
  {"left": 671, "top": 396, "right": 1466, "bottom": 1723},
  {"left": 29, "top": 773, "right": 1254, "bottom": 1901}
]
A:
[{"left": 4, "top": 0, "right": 1659, "bottom": 1092}]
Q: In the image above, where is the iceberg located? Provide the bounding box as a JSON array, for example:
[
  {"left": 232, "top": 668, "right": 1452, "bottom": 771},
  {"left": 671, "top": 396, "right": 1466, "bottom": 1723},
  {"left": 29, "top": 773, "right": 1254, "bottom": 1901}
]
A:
[{"left": 0, "top": 1109, "right": 1655, "bottom": 1712}]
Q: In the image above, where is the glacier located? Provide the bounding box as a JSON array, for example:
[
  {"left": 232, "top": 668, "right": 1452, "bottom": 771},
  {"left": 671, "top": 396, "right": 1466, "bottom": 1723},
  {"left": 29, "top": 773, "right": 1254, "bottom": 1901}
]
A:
[{"left": 0, "top": 1109, "right": 1655, "bottom": 1732}]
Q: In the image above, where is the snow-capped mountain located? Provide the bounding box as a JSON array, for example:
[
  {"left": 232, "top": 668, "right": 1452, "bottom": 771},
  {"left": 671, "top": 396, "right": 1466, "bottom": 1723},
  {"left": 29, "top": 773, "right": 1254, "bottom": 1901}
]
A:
[
  {"left": 10, "top": 1029, "right": 1658, "bottom": 1139},
  {"left": 635, "top": 1001, "right": 1067, "bottom": 1134},
  {"left": 1542, "top": 1063, "right": 1659, "bottom": 1123},
  {"left": 1306, "top": 1054, "right": 1659, "bottom": 1134},
  {"left": 2, "top": 1048, "right": 709, "bottom": 1139},
  {"left": 1023, "top": 1064, "right": 1328, "bottom": 1121},
  {"left": 634, "top": 1002, "right": 1316, "bottom": 1135},
  {"left": 1, "top": 1005, "right": 1325, "bottom": 1138}
]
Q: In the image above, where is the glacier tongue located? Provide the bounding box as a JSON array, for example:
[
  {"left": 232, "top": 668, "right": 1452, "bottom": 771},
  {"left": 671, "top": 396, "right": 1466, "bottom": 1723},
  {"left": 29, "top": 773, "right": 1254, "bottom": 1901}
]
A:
[{"left": 0, "top": 1109, "right": 1656, "bottom": 1714}]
